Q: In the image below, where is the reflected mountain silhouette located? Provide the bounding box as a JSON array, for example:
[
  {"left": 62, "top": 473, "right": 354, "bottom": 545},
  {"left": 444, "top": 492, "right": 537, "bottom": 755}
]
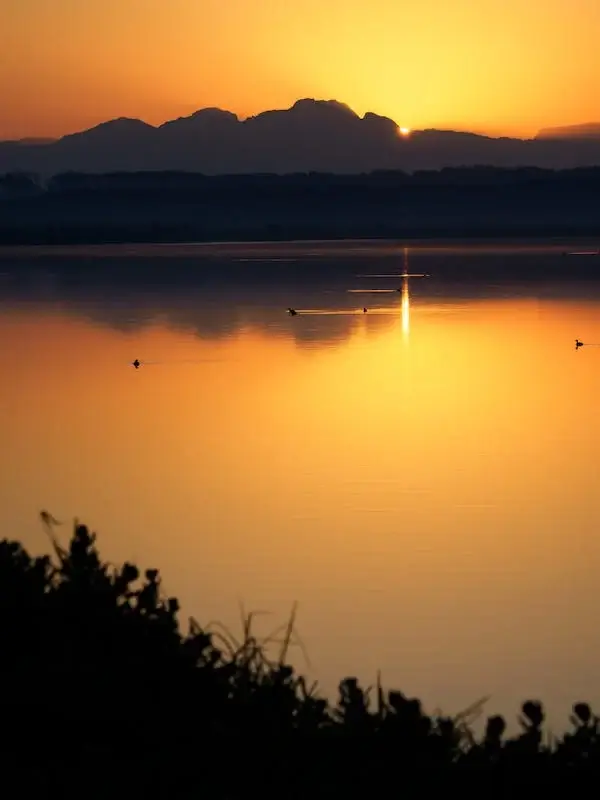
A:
[
  {"left": 1, "top": 245, "right": 600, "bottom": 345},
  {"left": 0, "top": 264, "right": 398, "bottom": 346}
]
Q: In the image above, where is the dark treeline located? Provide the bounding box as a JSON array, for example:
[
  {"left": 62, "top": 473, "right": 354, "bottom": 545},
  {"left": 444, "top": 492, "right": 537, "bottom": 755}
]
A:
[
  {"left": 3, "top": 165, "right": 600, "bottom": 194},
  {"left": 1, "top": 167, "right": 600, "bottom": 245},
  {"left": 2, "top": 517, "right": 600, "bottom": 797}
]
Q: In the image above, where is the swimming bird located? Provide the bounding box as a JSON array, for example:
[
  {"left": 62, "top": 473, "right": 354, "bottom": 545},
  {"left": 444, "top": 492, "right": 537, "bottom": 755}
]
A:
[
  {"left": 575, "top": 339, "right": 584, "bottom": 348},
  {"left": 287, "top": 308, "right": 297, "bottom": 316},
  {"left": 363, "top": 307, "right": 367, "bottom": 313},
  {"left": 132, "top": 359, "right": 141, "bottom": 368}
]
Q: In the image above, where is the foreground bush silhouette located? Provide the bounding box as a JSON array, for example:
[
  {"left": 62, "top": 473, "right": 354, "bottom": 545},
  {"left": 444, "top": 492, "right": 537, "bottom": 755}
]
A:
[{"left": 1, "top": 518, "right": 599, "bottom": 797}]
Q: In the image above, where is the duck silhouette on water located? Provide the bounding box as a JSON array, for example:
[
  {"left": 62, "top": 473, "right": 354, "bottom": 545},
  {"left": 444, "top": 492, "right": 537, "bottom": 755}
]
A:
[
  {"left": 287, "top": 308, "right": 298, "bottom": 316},
  {"left": 575, "top": 339, "right": 584, "bottom": 349},
  {"left": 132, "top": 359, "right": 141, "bottom": 368}
]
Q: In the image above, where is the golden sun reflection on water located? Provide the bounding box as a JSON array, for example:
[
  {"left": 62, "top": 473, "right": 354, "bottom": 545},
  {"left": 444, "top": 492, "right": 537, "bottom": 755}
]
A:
[{"left": 401, "top": 277, "right": 410, "bottom": 339}]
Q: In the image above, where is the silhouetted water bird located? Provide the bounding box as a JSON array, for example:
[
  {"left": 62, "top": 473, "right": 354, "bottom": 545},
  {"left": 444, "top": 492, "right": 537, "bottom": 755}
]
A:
[
  {"left": 363, "top": 307, "right": 367, "bottom": 313},
  {"left": 132, "top": 359, "right": 141, "bottom": 368},
  {"left": 287, "top": 308, "right": 297, "bottom": 316},
  {"left": 575, "top": 340, "right": 584, "bottom": 348}
]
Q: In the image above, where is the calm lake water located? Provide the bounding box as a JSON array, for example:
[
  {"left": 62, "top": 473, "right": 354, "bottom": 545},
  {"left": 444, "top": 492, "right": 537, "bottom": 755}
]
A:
[{"left": 1, "top": 240, "right": 600, "bottom": 729}]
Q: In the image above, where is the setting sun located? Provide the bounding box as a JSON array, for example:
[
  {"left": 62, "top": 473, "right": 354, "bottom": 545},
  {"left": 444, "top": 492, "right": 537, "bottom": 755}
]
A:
[{"left": 399, "top": 127, "right": 411, "bottom": 137}]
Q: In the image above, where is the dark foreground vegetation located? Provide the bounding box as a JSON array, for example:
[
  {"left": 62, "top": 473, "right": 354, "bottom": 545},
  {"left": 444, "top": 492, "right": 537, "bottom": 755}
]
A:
[
  {"left": 1, "top": 167, "right": 600, "bottom": 244},
  {"left": 2, "top": 517, "right": 600, "bottom": 797}
]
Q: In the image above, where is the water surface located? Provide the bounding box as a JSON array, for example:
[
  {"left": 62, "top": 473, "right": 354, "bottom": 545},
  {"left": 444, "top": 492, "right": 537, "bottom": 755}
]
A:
[{"left": 1, "top": 241, "right": 600, "bottom": 727}]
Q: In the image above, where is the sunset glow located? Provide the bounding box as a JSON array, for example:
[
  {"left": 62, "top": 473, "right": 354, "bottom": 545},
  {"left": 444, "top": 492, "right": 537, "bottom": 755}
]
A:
[{"left": 2, "top": 0, "right": 598, "bottom": 140}]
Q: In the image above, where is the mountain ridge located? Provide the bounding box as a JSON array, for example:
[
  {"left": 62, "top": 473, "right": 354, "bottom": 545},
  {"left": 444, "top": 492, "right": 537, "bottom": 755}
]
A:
[
  {"left": 1, "top": 99, "right": 599, "bottom": 176},
  {"left": 536, "top": 122, "right": 600, "bottom": 140}
]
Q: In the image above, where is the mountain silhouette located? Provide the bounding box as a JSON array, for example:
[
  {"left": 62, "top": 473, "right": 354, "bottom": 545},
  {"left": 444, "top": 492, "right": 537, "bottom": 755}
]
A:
[
  {"left": 5, "top": 137, "right": 58, "bottom": 145},
  {"left": 1, "top": 99, "right": 600, "bottom": 176},
  {"left": 536, "top": 123, "right": 600, "bottom": 140}
]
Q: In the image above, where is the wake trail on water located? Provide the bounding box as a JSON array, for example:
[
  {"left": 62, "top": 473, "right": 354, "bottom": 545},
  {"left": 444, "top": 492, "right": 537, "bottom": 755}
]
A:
[
  {"left": 293, "top": 308, "right": 397, "bottom": 315},
  {"left": 131, "top": 358, "right": 236, "bottom": 367}
]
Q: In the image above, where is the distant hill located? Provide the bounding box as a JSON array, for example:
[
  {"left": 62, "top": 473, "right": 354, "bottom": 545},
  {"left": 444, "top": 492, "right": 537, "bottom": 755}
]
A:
[
  {"left": 4, "top": 137, "right": 58, "bottom": 145},
  {"left": 536, "top": 123, "right": 600, "bottom": 140},
  {"left": 1, "top": 99, "right": 600, "bottom": 176}
]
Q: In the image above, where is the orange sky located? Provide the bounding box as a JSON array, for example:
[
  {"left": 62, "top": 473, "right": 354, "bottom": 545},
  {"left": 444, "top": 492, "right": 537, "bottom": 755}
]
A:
[{"left": 2, "top": 0, "right": 598, "bottom": 140}]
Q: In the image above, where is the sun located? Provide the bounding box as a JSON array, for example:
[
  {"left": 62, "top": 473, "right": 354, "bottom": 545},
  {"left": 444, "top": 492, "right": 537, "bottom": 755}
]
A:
[{"left": 399, "top": 127, "right": 411, "bottom": 137}]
